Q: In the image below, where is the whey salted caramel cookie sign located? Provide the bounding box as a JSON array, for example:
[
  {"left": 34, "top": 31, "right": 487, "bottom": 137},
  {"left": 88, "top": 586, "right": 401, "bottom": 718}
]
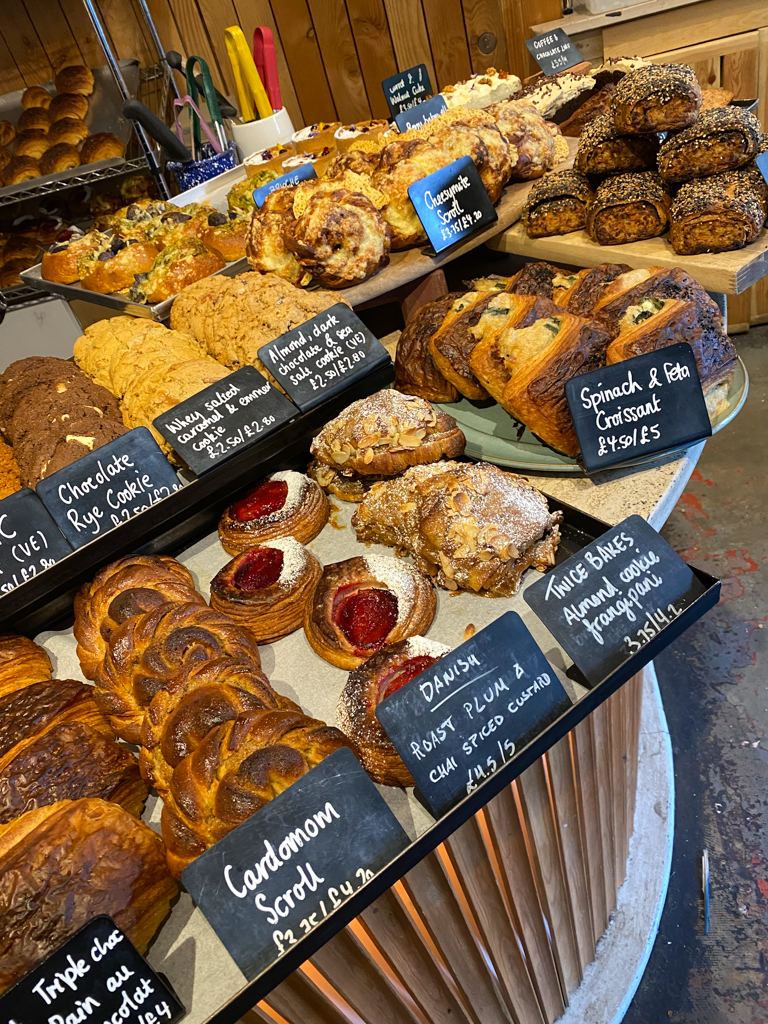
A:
[
  {"left": 36, "top": 427, "right": 183, "bottom": 548},
  {"left": 154, "top": 366, "right": 296, "bottom": 475},
  {"left": 258, "top": 304, "right": 391, "bottom": 412},
  {"left": 408, "top": 156, "right": 497, "bottom": 254}
]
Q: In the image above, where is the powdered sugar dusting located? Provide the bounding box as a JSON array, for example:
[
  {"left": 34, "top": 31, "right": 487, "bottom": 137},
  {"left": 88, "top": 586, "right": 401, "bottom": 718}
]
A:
[
  {"left": 403, "top": 635, "right": 451, "bottom": 659},
  {"left": 362, "top": 554, "right": 418, "bottom": 626},
  {"left": 264, "top": 535, "right": 309, "bottom": 587},
  {"left": 262, "top": 471, "right": 310, "bottom": 522}
]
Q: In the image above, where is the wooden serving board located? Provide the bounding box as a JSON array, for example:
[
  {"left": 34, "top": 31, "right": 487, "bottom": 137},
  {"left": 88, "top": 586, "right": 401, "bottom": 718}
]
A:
[{"left": 487, "top": 219, "right": 768, "bottom": 296}]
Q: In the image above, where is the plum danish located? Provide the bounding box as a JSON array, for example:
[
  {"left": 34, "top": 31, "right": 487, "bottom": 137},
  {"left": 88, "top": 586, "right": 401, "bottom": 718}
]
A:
[
  {"left": 304, "top": 554, "right": 436, "bottom": 669},
  {"left": 210, "top": 537, "right": 323, "bottom": 643},
  {"left": 218, "top": 470, "right": 329, "bottom": 555},
  {"left": 337, "top": 636, "right": 450, "bottom": 785}
]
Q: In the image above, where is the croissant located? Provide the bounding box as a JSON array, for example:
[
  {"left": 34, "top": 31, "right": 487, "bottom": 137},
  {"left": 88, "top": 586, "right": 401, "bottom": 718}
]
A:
[
  {"left": 591, "top": 265, "right": 722, "bottom": 337},
  {"left": 0, "top": 798, "right": 178, "bottom": 993},
  {"left": 74, "top": 554, "right": 203, "bottom": 682},
  {"left": 139, "top": 657, "right": 280, "bottom": 795},
  {"left": 161, "top": 708, "right": 359, "bottom": 877},
  {"left": 427, "top": 291, "right": 496, "bottom": 400},
  {"left": 99, "top": 602, "right": 264, "bottom": 744},
  {"left": 0, "top": 678, "right": 147, "bottom": 823},
  {"left": 394, "top": 294, "right": 461, "bottom": 403},
  {"left": 0, "top": 634, "right": 52, "bottom": 699},
  {"left": 551, "top": 263, "right": 632, "bottom": 316}
]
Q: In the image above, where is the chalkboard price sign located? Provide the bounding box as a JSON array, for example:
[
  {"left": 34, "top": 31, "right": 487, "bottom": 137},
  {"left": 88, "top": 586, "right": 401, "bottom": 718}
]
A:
[
  {"left": 182, "top": 747, "right": 409, "bottom": 980},
  {"left": 253, "top": 162, "right": 317, "bottom": 207},
  {"left": 257, "top": 303, "right": 391, "bottom": 411},
  {"left": 525, "top": 28, "right": 583, "bottom": 75},
  {"left": 408, "top": 155, "right": 498, "bottom": 255},
  {"left": 0, "top": 916, "right": 184, "bottom": 1024},
  {"left": 153, "top": 365, "right": 297, "bottom": 475},
  {"left": 376, "top": 612, "right": 571, "bottom": 816},
  {"left": 36, "top": 427, "right": 183, "bottom": 549},
  {"left": 382, "top": 63, "right": 433, "bottom": 118},
  {"left": 566, "top": 343, "right": 712, "bottom": 474},
  {"left": 0, "top": 487, "right": 72, "bottom": 594},
  {"left": 393, "top": 94, "right": 448, "bottom": 133},
  {"left": 524, "top": 514, "right": 710, "bottom": 684}
]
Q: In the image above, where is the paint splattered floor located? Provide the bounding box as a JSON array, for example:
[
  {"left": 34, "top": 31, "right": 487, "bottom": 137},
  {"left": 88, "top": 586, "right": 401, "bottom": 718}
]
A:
[{"left": 624, "top": 325, "right": 768, "bottom": 1023}]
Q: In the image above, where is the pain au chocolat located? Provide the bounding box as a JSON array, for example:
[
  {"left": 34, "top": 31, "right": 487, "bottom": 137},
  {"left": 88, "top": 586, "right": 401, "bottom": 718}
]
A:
[{"left": 219, "top": 470, "right": 329, "bottom": 555}]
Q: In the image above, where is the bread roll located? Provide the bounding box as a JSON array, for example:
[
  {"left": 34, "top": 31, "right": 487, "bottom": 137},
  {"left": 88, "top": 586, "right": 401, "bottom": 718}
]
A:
[
  {"left": 54, "top": 63, "right": 95, "bottom": 96},
  {"left": 49, "top": 92, "right": 89, "bottom": 122},
  {"left": 80, "top": 131, "right": 125, "bottom": 164},
  {"left": 39, "top": 142, "right": 80, "bottom": 175},
  {"left": 17, "top": 107, "right": 51, "bottom": 134},
  {"left": 14, "top": 130, "right": 49, "bottom": 160},
  {"left": 21, "top": 85, "right": 52, "bottom": 110},
  {"left": 48, "top": 116, "right": 89, "bottom": 147}
]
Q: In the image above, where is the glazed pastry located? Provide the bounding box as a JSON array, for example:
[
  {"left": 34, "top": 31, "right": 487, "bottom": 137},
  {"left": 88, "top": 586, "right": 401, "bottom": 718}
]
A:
[
  {"left": 78, "top": 233, "right": 160, "bottom": 293},
  {"left": 587, "top": 172, "right": 671, "bottom": 245},
  {"left": 80, "top": 132, "right": 126, "bottom": 164},
  {"left": 73, "top": 553, "right": 202, "bottom": 683},
  {"left": 130, "top": 238, "right": 226, "bottom": 304},
  {"left": 670, "top": 172, "right": 766, "bottom": 254},
  {"left": 47, "top": 117, "right": 89, "bottom": 147},
  {"left": 54, "top": 63, "right": 95, "bottom": 96},
  {"left": 607, "top": 297, "right": 737, "bottom": 418},
  {"left": 14, "top": 130, "right": 49, "bottom": 160},
  {"left": 468, "top": 294, "right": 563, "bottom": 403},
  {"left": 99, "top": 601, "right": 263, "bottom": 743},
  {"left": 21, "top": 86, "right": 51, "bottom": 110},
  {"left": 497, "top": 312, "right": 612, "bottom": 455},
  {"left": 199, "top": 209, "right": 249, "bottom": 261},
  {"left": 352, "top": 461, "right": 563, "bottom": 596},
  {"left": 310, "top": 389, "right": 465, "bottom": 479},
  {"left": 575, "top": 113, "right": 659, "bottom": 177},
  {"left": 17, "top": 107, "right": 51, "bottom": 134},
  {"left": 211, "top": 537, "right": 323, "bottom": 642},
  {"left": 0, "top": 798, "right": 177, "bottom": 994},
  {"left": 484, "top": 101, "right": 557, "bottom": 179},
  {"left": 219, "top": 470, "right": 329, "bottom": 554},
  {"left": 140, "top": 657, "right": 279, "bottom": 795},
  {"left": 2, "top": 156, "right": 40, "bottom": 185},
  {"left": 111, "top": 199, "right": 177, "bottom": 241},
  {"left": 326, "top": 147, "right": 381, "bottom": 177},
  {"left": 612, "top": 63, "right": 701, "bottom": 133},
  {"left": 337, "top": 636, "right": 450, "bottom": 786},
  {"left": 41, "top": 230, "right": 102, "bottom": 284},
  {"left": 372, "top": 139, "right": 452, "bottom": 248},
  {"left": 49, "top": 92, "right": 89, "bottom": 122},
  {"left": 658, "top": 107, "right": 761, "bottom": 183},
  {"left": 395, "top": 294, "right": 462, "bottom": 403},
  {"left": 287, "top": 186, "right": 391, "bottom": 288},
  {"left": 246, "top": 185, "right": 306, "bottom": 284},
  {"left": 39, "top": 142, "right": 80, "bottom": 175},
  {"left": 0, "top": 679, "right": 147, "bottom": 823},
  {"left": 161, "top": 708, "right": 356, "bottom": 877},
  {"left": 523, "top": 170, "right": 594, "bottom": 237},
  {"left": 592, "top": 266, "right": 727, "bottom": 336},
  {"left": 304, "top": 554, "right": 436, "bottom": 669},
  {"left": 0, "top": 122, "right": 14, "bottom": 147},
  {"left": 550, "top": 263, "right": 632, "bottom": 316},
  {"left": 0, "top": 635, "right": 52, "bottom": 698},
  {"left": 146, "top": 203, "right": 214, "bottom": 249}
]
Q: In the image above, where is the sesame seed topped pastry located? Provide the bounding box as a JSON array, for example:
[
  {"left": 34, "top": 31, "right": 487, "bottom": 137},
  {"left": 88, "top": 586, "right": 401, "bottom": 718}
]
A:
[
  {"left": 658, "top": 106, "right": 761, "bottom": 183},
  {"left": 611, "top": 63, "right": 702, "bottom": 133}
]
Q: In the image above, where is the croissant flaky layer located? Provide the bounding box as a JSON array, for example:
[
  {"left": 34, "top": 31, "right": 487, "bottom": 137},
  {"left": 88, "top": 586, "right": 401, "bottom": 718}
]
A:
[
  {"left": 352, "top": 461, "right": 562, "bottom": 596},
  {"left": 0, "top": 634, "right": 52, "bottom": 699},
  {"left": 0, "top": 798, "right": 178, "bottom": 994},
  {"left": 218, "top": 470, "right": 329, "bottom": 555}
]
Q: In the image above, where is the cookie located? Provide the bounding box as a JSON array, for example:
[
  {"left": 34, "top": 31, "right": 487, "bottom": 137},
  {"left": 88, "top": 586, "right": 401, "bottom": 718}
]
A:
[
  {"left": 38, "top": 421, "right": 131, "bottom": 482},
  {"left": 0, "top": 357, "right": 82, "bottom": 435}
]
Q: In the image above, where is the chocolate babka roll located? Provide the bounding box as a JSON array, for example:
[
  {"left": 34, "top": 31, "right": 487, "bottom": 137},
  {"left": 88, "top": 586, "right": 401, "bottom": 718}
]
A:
[
  {"left": 523, "top": 170, "right": 594, "bottom": 237},
  {"left": 658, "top": 107, "right": 761, "bottom": 183},
  {"left": 587, "top": 172, "right": 671, "bottom": 245},
  {"left": 611, "top": 63, "right": 702, "bottom": 133},
  {"left": 575, "top": 113, "right": 660, "bottom": 177},
  {"left": 670, "top": 171, "right": 766, "bottom": 255}
]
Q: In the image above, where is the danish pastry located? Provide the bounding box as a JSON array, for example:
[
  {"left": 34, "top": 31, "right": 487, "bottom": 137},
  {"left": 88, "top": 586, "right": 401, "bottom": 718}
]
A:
[
  {"left": 575, "top": 113, "right": 659, "bottom": 177},
  {"left": 0, "top": 634, "right": 52, "bottom": 698},
  {"left": 304, "top": 554, "right": 436, "bottom": 669},
  {"left": 310, "top": 389, "right": 465, "bottom": 481},
  {"left": 395, "top": 294, "right": 461, "bottom": 403},
  {"left": 211, "top": 537, "right": 323, "bottom": 643},
  {"left": 591, "top": 266, "right": 724, "bottom": 336},
  {"left": 550, "top": 263, "right": 632, "bottom": 316},
  {"left": 78, "top": 233, "right": 160, "bottom": 293},
  {"left": 352, "top": 461, "right": 562, "bottom": 596},
  {"left": 523, "top": 170, "right": 594, "bottom": 237},
  {"left": 611, "top": 63, "right": 701, "bottom": 133},
  {"left": 670, "top": 172, "right": 766, "bottom": 255},
  {"left": 586, "top": 172, "right": 671, "bottom": 245},
  {"left": 306, "top": 458, "right": 389, "bottom": 503},
  {"left": 161, "top": 708, "right": 357, "bottom": 877},
  {"left": 219, "top": 470, "right": 329, "bottom": 555},
  {"left": 41, "top": 230, "right": 101, "bottom": 284},
  {"left": 337, "top": 636, "right": 451, "bottom": 786}
]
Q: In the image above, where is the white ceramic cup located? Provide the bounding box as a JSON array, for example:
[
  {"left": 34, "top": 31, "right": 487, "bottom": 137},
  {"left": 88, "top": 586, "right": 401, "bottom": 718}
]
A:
[{"left": 230, "top": 108, "right": 295, "bottom": 159}]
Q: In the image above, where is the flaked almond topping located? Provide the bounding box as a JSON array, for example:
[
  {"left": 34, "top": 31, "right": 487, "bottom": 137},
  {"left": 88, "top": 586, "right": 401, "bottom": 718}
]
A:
[
  {"left": 331, "top": 451, "right": 350, "bottom": 464},
  {"left": 363, "top": 448, "right": 374, "bottom": 464},
  {"left": 453, "top": 491, "right": 471, "bottom": 513},
  {"left": 400, "top": 501, "right": 417, "bottom": 513},
  {"left": 357, "top": 434, "right": 379, "bottom": 448}
]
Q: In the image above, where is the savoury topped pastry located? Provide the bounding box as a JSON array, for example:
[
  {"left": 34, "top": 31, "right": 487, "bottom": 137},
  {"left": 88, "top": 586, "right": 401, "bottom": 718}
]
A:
[
  {"left": 484, "top": 101, "right": 558, "bottom": 179},
  {"left": 311, "top": 389, "right": 465, "bottom": 479},
  {"left": 111, "top": 199, "right": 177, "bottom": 241},
  {"left": 146, "top": 202, "right": 214, "bottom": 249},
  {"left": 304, "top": 554, "right": 437, "bottom": 669},
  {"left": 41, "top": 230, "right": 102, "bottom": 284},
  {"left": 612, "top": 63, "right": 701, "bottom": 133},
  {"left": 352, "top": 461, "right": 562, "bottom": 596},
  {"left": 575, "top": 113, "right": 660, "bottom": 177},
  {"left": 200, "top": 208, "right": 249, "bottom": 261},
  {"left": 587, "top": 172, "right": 671, "bottom": 245},
  {"left": 658, "top": 106, "right": 761, "bottom": 183},
  {"left": 219, "top": 470, "right": 329, "bottom": 554},
  {"left": 523, "top": 169, "right": 594, "bottom": 237},
  {"left": 130, "top": 238, "right": 226, "bottom": 304},
  {"left": 78, "top": 233, "right": 160, "bottom": 293},
  {"left": 427, "top": 290, "right": 509, "bottom": 399},
  {"left": 551, "top": 262, "right": 632, "bottom": 315},
  {"left": 227, "top": 177, "right": 258, "bottom": 214},
  {"left": 246, "top": 185, "right": 305, "bottom": 284},
  {"left": 670, "top": 171, "right": 766, "bottom": 254},
  {"left": 372, "top": 138, "right": 452, "bottom": 248},
  {"left": 429, "top": 120, "right": 511, "bottom": 202},
  {"left": 395, "top": 294, "right": 462, "bottom": 403}
]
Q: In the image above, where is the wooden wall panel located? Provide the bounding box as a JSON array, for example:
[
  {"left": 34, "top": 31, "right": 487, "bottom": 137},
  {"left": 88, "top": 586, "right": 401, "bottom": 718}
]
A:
[
  {"left": 307, "top": 0, "right": 371, "bottom": 123},
  {"left": 602, "top": 0, "right": 767, "bottom": 58},
  {"left": 22, "top": 0, "right": 84, "bottom": 75},
  {"left": 60, "top": 0, "right": 109, "bottom": 71},
  {"left": 382, "top": 0, "right": 437, "bottom": 91},
  {"left": 462, "top": 0, "right": 510, "bottom": 76},
  {"left": 95, "top": 0, "right": 153, "bottom": 65},
  {"left": 0, "top": 31, "right": 27, "bottom": 94},
  {"left": 346, "top": 0, "right": 398, "bottom": 119},
  {"left": 165, "top": 0, "right": 226, "bottom": 93},
  {"left": 271, "top": 0, "right": 337, "bottom": 124},
  {"left": 422, "top": 0, "right": 472, "bottom": 91},
  {"left": 1, "top": 0, "right": 54, "bottom": 86},
  {"left": 229, "top": 0, "right": 303, "bottom": 130}
]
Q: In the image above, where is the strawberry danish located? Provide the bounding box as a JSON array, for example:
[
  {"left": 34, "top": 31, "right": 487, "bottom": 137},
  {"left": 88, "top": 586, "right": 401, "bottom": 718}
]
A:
[{"left": 218, "top": 470, "right": 329, "bottom": 555}]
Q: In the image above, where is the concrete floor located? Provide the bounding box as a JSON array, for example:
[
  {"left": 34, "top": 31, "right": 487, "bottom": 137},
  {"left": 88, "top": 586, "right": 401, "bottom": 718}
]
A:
[{"left": 625, "top": 324, "right": 768, "bottom": 1023}]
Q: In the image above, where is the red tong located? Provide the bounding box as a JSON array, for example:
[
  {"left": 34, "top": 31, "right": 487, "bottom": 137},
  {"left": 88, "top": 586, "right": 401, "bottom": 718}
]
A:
[{"left": 253, "top": 26, "right": 282, "bottom": 112}]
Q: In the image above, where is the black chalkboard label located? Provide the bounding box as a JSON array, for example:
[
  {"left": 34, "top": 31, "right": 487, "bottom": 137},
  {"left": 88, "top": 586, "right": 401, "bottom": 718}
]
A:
[
  {"left": 394, "top": 93, "right": 448, "bottom": 133},
  {"left": 376, "top": 612, "right": 570, "bottom": 816},
  {"left": 153, "top": 366, "right": 297, "bottom": 474},
  {"left": 182, "top": 747, "right": 408, "bottom": 979},
  {"left": 524, "top": 514, "right": 710, "bottom": 684},
  {"left": 257, "top": 303, "right": 391, "bottom": 411},
  {"left": 382, "top": 63, "right": 433, "bottom": 118},
  {"left": 36, "top": 427, "right": 183, "bottom": 549},
  {"left": 0, "top": 487, "right": 72, "bottom": 594},
  {"left": 408, "top": 155, "right": 498, "bottom": 254},
  {"left": 525, "top": 28, "right": 583, "bottom": 74},
  {"left": 566, "top": 343, "right": 712, "bottom": 474},
  {"left": 253, "top": 162, "right": 317, "bottom": 207},
  {"left": 0, "top": 915, "right": 184, "bottom": 1024},
  {"left": 756, "top": 150, "right": 768, "bottom": 186}
]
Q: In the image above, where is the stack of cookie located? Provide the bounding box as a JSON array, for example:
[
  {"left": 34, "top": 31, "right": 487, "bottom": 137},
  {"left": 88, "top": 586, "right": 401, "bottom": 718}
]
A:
[{"left": 0, "top": 357, "right": 128, "bottom": 487}]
